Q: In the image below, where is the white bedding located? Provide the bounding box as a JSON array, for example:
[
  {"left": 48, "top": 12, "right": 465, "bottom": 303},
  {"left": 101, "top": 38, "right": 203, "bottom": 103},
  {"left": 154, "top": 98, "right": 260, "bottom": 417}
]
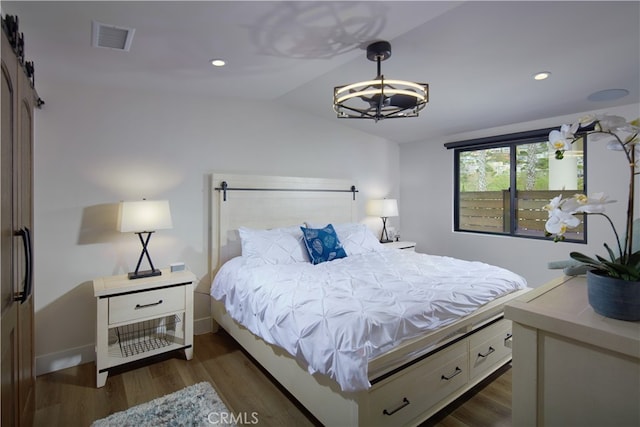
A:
[{"left": 211, "top": 249, "right": 527, "bottom": 392}]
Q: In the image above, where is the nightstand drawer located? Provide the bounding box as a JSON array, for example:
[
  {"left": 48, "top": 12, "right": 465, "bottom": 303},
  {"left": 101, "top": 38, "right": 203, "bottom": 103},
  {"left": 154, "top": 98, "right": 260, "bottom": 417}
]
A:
[{"left": 108, "top": 286, "right": 185, "bottom": 324}]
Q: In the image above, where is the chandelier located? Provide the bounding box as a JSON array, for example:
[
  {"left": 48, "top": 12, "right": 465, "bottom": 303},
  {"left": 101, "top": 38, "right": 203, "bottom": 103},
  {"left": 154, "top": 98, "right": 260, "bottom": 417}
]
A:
[{"left": 333, "top": 41, "right": 429, "bottom": 122}]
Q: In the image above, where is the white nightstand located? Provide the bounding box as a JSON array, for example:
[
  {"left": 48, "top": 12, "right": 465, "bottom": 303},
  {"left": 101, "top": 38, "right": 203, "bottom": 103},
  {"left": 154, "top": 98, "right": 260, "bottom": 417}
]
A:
[
  {"left": 93, "top": 268, "right": 196, "bottom": 387},
  {"left": 382, "top": 241, "right": 417, "bottom": 251}
]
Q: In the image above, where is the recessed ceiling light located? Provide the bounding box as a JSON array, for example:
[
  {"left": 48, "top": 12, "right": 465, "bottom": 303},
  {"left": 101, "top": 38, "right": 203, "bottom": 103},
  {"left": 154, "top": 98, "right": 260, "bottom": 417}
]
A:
[
  {"left": 588, "top": 88, "right": 629, "bottom": 102},
  {"left": 210, "top": 59, "right": 226, "bottom": 67},
  {"left": 533, "top": 71, "right": 551, "bottom": 81}
]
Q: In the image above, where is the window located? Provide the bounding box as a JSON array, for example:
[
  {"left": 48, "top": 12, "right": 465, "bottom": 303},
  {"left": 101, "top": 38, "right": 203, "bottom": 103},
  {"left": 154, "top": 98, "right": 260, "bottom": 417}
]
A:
[{"left": 445, "top": 127, "right": 586, "bottom": 242}]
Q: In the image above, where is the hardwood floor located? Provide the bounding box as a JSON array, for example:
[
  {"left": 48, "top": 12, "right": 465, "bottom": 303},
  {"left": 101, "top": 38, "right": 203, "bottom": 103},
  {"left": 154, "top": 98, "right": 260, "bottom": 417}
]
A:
[{"left": 34, "top": 331, "right": 512, "bottom": 426}]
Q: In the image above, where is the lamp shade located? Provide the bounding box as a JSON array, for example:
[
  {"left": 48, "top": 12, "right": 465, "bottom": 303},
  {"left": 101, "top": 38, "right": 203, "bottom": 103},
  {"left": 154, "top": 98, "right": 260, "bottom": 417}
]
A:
[
  {"left": 117, "top": 200, "right": 173, "bottom": 232},
  {"left": 366, "top": 199, "right": 398, "bottom": 218}
]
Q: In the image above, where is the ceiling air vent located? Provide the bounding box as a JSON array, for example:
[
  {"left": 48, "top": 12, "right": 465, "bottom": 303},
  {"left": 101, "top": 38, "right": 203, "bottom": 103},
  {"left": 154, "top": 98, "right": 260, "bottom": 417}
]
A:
[{"left": 92, "top": 20, "right": 135, "bottom": 51}]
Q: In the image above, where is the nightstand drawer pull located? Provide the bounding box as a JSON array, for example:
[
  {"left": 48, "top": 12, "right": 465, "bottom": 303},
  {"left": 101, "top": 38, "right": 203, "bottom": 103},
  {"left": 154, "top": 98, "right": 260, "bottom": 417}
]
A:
[
  {"left": 478, "top": 346, "right": 495, "bottom": 358},
  {"left": 135, "top": 300, "right": 163, "bottom": 309},
  {"left": 382, "top": 397, "right": 410, "bottom": 416},
  {"left": 441, "top": 366, "right": 462, "bottom": 380}
]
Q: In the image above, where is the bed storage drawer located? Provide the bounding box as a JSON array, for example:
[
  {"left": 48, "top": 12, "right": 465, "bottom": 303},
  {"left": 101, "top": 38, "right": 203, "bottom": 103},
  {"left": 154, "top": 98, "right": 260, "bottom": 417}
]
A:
[
  {"left": 469, "top": 318, "right": 512, "bottom": 380},
  {"left": 108, "top": 286, "right": 185, "bottom": 324},
  {"left": 367, "top": 340, "right": 469, "bottom": 427}
]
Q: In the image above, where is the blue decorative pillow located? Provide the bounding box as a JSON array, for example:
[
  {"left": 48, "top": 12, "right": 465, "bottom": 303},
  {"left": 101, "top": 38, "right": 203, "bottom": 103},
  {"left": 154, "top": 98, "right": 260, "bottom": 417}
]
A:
[{"left": 300, "top": 224, "right": 347, "bottom": 265}]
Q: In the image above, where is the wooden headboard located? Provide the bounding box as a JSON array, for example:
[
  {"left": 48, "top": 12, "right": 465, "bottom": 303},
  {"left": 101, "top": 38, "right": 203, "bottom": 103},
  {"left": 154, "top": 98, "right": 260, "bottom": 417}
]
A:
[{"left": 210, "top": 173, "right": 358, "bottom": 274}]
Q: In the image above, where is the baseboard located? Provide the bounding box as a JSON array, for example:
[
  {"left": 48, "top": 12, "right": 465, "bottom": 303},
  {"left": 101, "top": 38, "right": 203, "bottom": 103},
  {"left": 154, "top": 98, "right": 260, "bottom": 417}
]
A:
[
  {"left": 194, "top": 315, "right": 213, "bottom": 335},
  {"left": 36, "top": 343, "right": 95, "bottom": 376},
  {"left": 36, "top": 318, "right": 212, "bottom": 376}
]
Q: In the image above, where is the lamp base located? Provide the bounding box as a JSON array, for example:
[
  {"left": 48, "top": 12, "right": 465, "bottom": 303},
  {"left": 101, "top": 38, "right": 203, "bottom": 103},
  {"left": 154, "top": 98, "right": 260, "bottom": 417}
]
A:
[
  {"left": 379, "top": 239, "right": 394, "bottom": 244},
  {"left": 128, "top": 269, "right": 162, "bottom": 280}
]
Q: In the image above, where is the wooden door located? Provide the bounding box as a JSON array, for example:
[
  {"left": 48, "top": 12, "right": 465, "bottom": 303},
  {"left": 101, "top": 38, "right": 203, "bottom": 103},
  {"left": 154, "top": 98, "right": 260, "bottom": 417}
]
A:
[
  {"left": 1, "top": 28, "right": 20, "bottom": 427},
  {"left": 16, "top": 55, "right": 35, "bottom": 427},
  {"left": 1, "top": 27, "right": 35, "bottom": 427}
]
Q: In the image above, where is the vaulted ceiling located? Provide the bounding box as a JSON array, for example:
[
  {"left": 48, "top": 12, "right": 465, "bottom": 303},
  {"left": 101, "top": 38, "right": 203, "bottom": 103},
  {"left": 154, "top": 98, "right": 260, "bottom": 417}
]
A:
[{"left": 4, "top": 1, "right": 639, "bottom": 144}]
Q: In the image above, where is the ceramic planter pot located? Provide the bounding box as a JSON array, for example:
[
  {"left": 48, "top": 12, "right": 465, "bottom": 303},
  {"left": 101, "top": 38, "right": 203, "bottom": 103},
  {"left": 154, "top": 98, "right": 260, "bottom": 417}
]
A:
[{"left": 587, "top": 270, "right": 640, "bottom": 321}]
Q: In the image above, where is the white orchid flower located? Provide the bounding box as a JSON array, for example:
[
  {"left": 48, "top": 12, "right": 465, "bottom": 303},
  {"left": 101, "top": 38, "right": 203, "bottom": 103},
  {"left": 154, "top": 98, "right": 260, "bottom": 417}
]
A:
[
  {"left": 544, "top": 115, "right": 639, "bottom": 277},
  {"left": 545, "top": 209, "right": 581, "bottom": 236},
  {"left": 549, "top": 127, "right": 573, "bottom": 151},
  {"left": 585, "top": 117, "right": 638, "bottom": 151},
  {"left": 596, "top": 114, "right": 628, "bottom": 132},
  {"left": 578, "top": 114, "right": 597, "bottom": 127},
  {"left": 543, "top": 192, "right": 614, "bottom": 239},
  {"left": 543, "top": 194, "right": 564, "bottom": 212},
  {"left": 573, "top": 194, "right": 588, "bottom": 204},
  {"left": 599, "top": 128, "right": 638, "bottom": 152},
  {"left": 575, "top": 193, "right": 615, "bottom": 214},
  {"left": 555, "top": 195, "right": 581, "bottom": 214}
]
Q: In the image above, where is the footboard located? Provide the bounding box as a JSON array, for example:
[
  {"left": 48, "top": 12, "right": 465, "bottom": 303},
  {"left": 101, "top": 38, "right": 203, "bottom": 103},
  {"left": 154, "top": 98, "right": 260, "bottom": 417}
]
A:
[{"left": 211, "top": 298, "right": 515, "bottom": 427}]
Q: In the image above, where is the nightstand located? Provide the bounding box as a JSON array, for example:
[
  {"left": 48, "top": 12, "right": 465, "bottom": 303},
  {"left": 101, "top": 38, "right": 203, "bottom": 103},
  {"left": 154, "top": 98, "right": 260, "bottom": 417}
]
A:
[
  {"left": 382, "top": 241, "right": 416, "bottom": 251},
  {"left": 93, "top": 268, "right": 196, "bottom": 387}
]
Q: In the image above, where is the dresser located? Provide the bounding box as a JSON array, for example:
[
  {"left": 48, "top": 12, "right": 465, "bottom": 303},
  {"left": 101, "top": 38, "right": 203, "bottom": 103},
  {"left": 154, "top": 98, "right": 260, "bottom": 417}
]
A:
[
  {"left": 505, "top": 275, "right": 640, "bottom": 427},
  {"left": 93, "top": 269, "right": 196, "bottom": 387}
]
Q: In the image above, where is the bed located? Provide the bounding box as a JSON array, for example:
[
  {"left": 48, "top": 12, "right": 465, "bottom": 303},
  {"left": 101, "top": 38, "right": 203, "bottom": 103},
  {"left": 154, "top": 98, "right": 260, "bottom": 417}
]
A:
[{"left": 209, "top": 173, "right": 530, "bottom": 427}]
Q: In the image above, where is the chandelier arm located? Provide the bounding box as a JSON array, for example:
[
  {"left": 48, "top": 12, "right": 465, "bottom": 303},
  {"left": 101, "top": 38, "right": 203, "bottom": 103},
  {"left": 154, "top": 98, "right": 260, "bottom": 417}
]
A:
[
  {"left": 336, "top": 104, "right": 379, "bottom": 118},
  {"left": 377, "top": 75, "right": 385, "bottom": 118}
]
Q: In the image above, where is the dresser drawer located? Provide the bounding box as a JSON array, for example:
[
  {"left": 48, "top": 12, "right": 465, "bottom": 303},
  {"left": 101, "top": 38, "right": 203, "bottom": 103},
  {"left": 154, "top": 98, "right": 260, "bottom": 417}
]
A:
[
  {"left": 470, "top": 319, "right": 512, "bottom": 380},
  {"left": 367, "top": 340, "right": 469, "bottom": 427},
  {"left": 108, "top": 286, "right": 186, "bottom": 324}
]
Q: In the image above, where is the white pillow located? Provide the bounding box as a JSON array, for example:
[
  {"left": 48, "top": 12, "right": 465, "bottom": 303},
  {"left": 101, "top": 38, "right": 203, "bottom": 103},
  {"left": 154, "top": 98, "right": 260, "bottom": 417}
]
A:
[
  {"left": 305, "top": 222, "right": 383, "bottom": 255},
  {"left": 238, "top": 226, "right": 309, "bottom": 265}
]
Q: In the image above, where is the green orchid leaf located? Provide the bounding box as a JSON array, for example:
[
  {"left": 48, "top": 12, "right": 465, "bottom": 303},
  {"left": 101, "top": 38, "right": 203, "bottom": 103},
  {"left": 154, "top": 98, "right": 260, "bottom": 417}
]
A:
[
  {"left": 570, "top": 252, "right": 600, "bottom": 265},
  {"left": 628, "top": 251, "right": 640, "bottom": 266},
  {"left": 603, "top": 243, "right": 618, "bottom": 263},
  {"left": 569, "top": 252, "right": 610, "bottom": 271}
]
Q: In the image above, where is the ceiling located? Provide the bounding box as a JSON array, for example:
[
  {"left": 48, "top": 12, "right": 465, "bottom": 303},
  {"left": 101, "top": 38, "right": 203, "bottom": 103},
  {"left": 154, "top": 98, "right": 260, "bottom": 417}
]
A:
[{"left": 3, "top": 1, "right": 639, "bottom": 144}]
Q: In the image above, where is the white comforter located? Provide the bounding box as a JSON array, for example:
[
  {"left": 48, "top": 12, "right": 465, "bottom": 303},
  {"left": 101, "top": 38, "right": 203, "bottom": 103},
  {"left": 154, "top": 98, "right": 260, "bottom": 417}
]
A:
[{"left": 211, "top": 249, "right": 527, "bottom": 392}]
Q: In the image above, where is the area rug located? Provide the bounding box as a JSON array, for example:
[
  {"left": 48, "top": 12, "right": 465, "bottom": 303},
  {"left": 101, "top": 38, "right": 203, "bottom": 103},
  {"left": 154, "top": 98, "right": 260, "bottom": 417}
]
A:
[{"left": 92, "top": 381, "right": 236, "bottom": 426}]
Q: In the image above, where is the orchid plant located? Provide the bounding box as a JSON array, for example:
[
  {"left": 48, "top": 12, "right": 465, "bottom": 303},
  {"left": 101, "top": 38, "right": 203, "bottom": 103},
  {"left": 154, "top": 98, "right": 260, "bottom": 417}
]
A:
[{"left": 544, "top": 114, "right": 640, "bottom": 280}]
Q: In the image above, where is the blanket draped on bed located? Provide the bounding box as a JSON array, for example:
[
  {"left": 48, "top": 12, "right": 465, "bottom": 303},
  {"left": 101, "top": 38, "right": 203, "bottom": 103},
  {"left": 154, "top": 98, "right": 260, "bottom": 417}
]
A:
[{"left": 211, "top": 249, "right": 527, "bottom": 392}]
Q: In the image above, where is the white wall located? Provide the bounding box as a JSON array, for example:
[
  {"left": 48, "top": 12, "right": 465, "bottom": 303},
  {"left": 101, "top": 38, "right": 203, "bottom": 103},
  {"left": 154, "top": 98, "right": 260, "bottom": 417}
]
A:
[
  {"left": 400, "top": 103, "right": 640, "bottom": 288},
  {"left": 33, "top": 80, "right": 400, "bottom": 374},
  {"left": 34, "top": 78, "right": 639, "bottom": 375}
]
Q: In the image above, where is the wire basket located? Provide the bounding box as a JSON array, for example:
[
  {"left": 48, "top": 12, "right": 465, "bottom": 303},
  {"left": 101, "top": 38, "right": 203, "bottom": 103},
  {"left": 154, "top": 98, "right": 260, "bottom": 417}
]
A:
[{"left": 115, "top": 315, "right": 181, "bottom": 357}]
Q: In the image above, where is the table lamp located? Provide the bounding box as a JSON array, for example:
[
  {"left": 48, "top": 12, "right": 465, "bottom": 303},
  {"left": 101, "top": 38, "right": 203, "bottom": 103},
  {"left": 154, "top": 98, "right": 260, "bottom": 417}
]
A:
[
  {"left": 117, "top": 199, "right": 173, "bottom": 279},
  {"left": 366, "top": 199, "right": 398, "bottom": 243}
]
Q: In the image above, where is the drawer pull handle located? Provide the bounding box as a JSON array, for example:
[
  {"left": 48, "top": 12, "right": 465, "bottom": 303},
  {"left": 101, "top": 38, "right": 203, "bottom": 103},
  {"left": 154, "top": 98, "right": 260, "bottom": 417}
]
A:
[
  {"left": 135, "top": 300, "right": 163, "bottom": 309},
  {"left": 441, "top": 367, "right": 462, "bottom": 380},
  {"left": 478, "top": 346, "right": 495, "bottom": 358},
  {"left": 382, "top": 397, "right": 410, "bottom": 416}
]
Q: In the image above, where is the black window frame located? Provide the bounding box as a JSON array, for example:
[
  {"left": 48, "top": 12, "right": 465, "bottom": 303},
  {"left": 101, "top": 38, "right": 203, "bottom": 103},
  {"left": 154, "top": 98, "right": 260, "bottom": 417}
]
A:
[{"left": 445, "top": 126, "right": 588, "bottom": 243}]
